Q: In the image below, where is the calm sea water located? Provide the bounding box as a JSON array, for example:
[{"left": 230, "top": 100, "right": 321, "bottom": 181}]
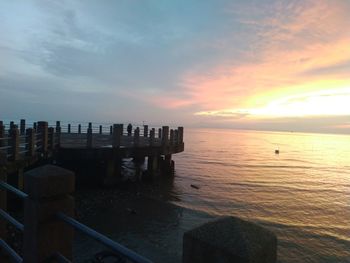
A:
[{"left": 172, "top": 128, "right": 350, "bottom": 263}]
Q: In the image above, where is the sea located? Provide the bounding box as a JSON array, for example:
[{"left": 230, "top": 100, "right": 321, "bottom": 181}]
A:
[{"left": 171, "top": 128, "right": 350, "bottom": 263}]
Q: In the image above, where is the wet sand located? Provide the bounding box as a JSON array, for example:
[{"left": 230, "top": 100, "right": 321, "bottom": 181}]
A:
[{"left": 73, "top": 181, "right": 215, "bottom": 263}]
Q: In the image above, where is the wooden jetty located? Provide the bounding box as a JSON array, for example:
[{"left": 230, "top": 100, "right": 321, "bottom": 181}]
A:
[{"left": 0, "top": 119, "right": 184, "bottom": 186}]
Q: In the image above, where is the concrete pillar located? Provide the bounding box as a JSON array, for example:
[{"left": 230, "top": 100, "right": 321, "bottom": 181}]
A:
[
  {"left": 9, "top": 126, "right": 19, "bottom": 161},
  {"left": 26, "top": 128, "right": 35, "bottom": 157},
  {"left": 20, "top": 119, "right": 26, "bottom": 135},
  {"left": 162, "top": 126, "right": 169, "bottom": 146},
  {"left": 23, "top": 165, "right": 75, "bottom": 263},
  {"left": 183, "top": 217, "right": 277, "bottom": 263},
  {"left": 143, "top": 125, "right": 148, "bottom": 138},
  {"left": 37, "top": 121, "right": 48, "bottom": 155},
  {"left": 78, "top": 124, "right": 81, "bottom": 134}
]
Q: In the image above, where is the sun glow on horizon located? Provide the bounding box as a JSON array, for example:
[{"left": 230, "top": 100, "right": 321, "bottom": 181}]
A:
[{"left": 195, "top": 87, "right": 350, "bottom": 119}]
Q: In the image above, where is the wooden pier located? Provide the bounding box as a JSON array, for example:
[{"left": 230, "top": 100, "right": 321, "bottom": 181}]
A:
[{"left": 0, "top": 119, "right": 184, "bottom": 186}]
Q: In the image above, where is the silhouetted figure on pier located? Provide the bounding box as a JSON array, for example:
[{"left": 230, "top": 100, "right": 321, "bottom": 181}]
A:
[{"left": 127, "top": 123, "right": 132, "bottom": 136}]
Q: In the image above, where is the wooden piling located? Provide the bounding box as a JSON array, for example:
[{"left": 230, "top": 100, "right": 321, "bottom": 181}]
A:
[
  {"left": 48, "top": 127, "right": 55, "bottom": 151},
  {"left": 112, "top": 124, "right": 122, "bottom": 148},
  {"left": 68, "top": 124, "right": 71, "bottom": 134},
  {"left": 87, "top": 127, "right": 92, "bottom": 148},
  {"left": 9, "top": 125, "right": 19, "bottom": 161},
  {"left": 144, "top": 125, "right": 148, "bottom": 137},
  {"left": 158, "top": 128, "right": 162, "bottom": 139},
  {"left": 178, "top": 127, "right": 184, "bottom": 144},
  {"left": 26, "top": 128, "right": 35, "bottom": 157},
  {"left": 99, "top": 125, "right": 102, "bottom": 134},
  {"left": 56, "top": 121, "right": 61, "bottom": 133},
  {"left": 134, "top": 127, "right": 140, "bottom": 146},
  {"left": 162, "top": 126, "right": 169, "bottom": 146},
  {"left": 20, "top": 119, "right": 26, "bottom": 135},
  {"left": 170, "top": 129, "right": 174, "bottom": 145},
  {"left": 78, "top": 124, "right": 81, "bottom": 134},
  {"left": 37, "top": 121, "right": 48, "bottom": 155}
]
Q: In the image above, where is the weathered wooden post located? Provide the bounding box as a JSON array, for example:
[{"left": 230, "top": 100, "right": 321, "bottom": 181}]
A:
[
  {"left": 143, "top": 125, "right": 148, "bottom": 138},
  {"left": 87, "top": 126, "right": 92, "bottom": 148},
  {"left": 33, "top": 122, "right": 37, "bottom": 132},
  {"left": 23, "top": 165, "right": 75, "bottom": 263},
  {"left": 174, "top": 129, "right": 179, "bottom": 145},
  {"left": 68, "top": 124, "right": 71, "bottom": 134},
  {"left": 161, "top": 126, "right": 169, "bottom": 146},
  {"left": 112, "top": 124, "right": 122, "bottom": 148},
  {"left": 48, "top": 127, "right": 55, "bottom": 151},
  {"left": 26, "top": 128, "right": 35, "bottom": 157},
  {"left": 78, "top": 124, "right": 81, "bottom": 134},
  {"left": 149, "top": 128, "right": 155, "bottom": 146},
  {"left": 37, "top": 121, "right": 48, "bottom": 156},
  {"left": 170, "top": 129, "right": 174, "bottom": 145},
  {"left": 56, "top": 123, "right": 61, "bottom": 148},
  {"left": 20, "top": 119, "right": 26, "bottom": 135},
  {"left": 55, "top": 121, "right": 61, "bottom": 133},
  {"left": 99, "top": 125, "right": 102, "bottom": 134},
  {"left": 110, "top": 126, "right": 113, "bottom": 135},
  {"left": 134, "top": 127, "right": 140, "bottom": 146},
  {"left": 158, "top": 128, "right": 162, "bottom": 139},
  {"left": 0, "top": 121, "right": 4, "bottom": 148},
  {"left": 10, "top": 121, "right": 15, "bottom": 130},
  {"left": 147, "top": 128, "right": 158, "bottom": 176},
  {"left": 0, "top": 124, "right": 7, "bottom": 242},
  {"left": 9, "top": 125, "right": 19, "bottom": 161},
  {"left": 183, "top": 217, "right": 277, "bottom": 263},
  {"left": 178, "top": 127, "right": 184, "bottom": 144}
]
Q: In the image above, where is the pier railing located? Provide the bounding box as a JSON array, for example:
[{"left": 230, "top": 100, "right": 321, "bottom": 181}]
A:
[{"left": 0, "top": 165, "right": 153, "bottom": 263}]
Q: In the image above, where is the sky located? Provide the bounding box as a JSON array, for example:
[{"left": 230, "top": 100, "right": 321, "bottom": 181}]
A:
[{"left": 0, "top": 0, "right": 349, "bottom": 134}]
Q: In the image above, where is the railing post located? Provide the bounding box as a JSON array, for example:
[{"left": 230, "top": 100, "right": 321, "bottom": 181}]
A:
[
  {"left": 78, "top": 124, "right": 81, "bottom": 134},
  {"left": 23, "top": 165, "right": 75, "bottom": 263},
  {"left": 20, "top": 119, "right": 26, "bottom": 135},
  {"left": 143, "top": 125, "right": 148, "bottom": 137},
  {"left": 37, "top": 121, "right": 48, "bottom": 155},
  {"left": 48, "top": 127, "right": 55, "bottom": 151},
  {"left": 134, "top": 127, "right": 140, "bottom": 146},
  {"left": 26, "top": 128, "right": 35, "bottom": 157},
  {"left": 112, "top": 124, "right": 122, "bottom": 148},
  {"left": 9, "top": 125, "right": 19, "bottom": 161},
  {"left": 161, "top": 126, "right": 169, "bottom": 146},
  {"left": 87, "top": 127, "right": 92, "bottom": 148}
]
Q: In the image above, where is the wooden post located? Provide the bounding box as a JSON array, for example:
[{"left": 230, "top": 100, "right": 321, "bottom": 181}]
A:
[
  {"left": 48, "top": 127, "right": 55, "bottom": 151},
  {"left": 23, "top": 165, "right": 75, "bottom": 263},
  {"left": 87, "top": 127, "right": 92, "bottom": 148},
  {"left": 143, "top": 125, "right": 148, "bottom": 137},
  {"left": 149, "top": 128, "right": 155, "bottom": 146},
  {"left": 26, "top": 128, "right": 35, "bottom": 157},
  {"left": 0, "top": 121, "right": 4, "bottom": 148},
  {"left": 178, "top": 127, "right": 184, "bottom": 144},
  {"left": 158, "top": 128, "right": 162, "bottom": 139},
  {"left": 68, "top": 124, "right": 71, "bottom": 134},
  {"left": 10, "top": 121, "right": 15, "bottom": 130},
  {"left": 33, "top": 122, "right": 37, "bottom": 132},
  {"left": 37, "top": 121, "right": 48, "bottom": 155},
  {"left": 134, "top": 127, "right": 140, "bottom": 146},
  {"left": 112, "top": 124, "right": 122, "bottom": 148},
  {"left": 174, "top": 129, "right": 179, "bottom": 145},
  {"left": 78, "top": 124, "right": 81, "bottom": 134},
  {"left": 162, "top": 126, "right": 169, "bottom": 146},
  {"left": 110, "top": 126, "right": 113, "bottom": 135},
  {"left": 20, "top": 119, "right": 26, "bottom": 135},
  {"left": 9, "top": 125, "right": 19, "bottom": 161},
  {"left": 99, "top": 125, "right": 102, "bottom": 134},
  {"left": 0, "top": 169, "right": 7, "bottom": 243},
  {"left": 170, "top": 129, "right": 174, "bottom": 145},
  {"left": 56, "top": 125, "right": 61, "bottom": 148},
  {"left": 55, "top": 121, "right": 61, "bottom": 133}
]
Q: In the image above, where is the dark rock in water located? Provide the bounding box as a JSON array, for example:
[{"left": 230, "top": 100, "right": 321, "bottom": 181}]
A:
[
  {"left": 275, "top": 149, "right": 279, "bottom": 154},
  {"left": 191, "top": 184, "right": 200, "bottom": 189}
]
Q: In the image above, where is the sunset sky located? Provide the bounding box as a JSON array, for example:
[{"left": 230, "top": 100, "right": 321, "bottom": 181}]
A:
[{"left": 1, "top": 0, "right": 349, "bottom": 134}]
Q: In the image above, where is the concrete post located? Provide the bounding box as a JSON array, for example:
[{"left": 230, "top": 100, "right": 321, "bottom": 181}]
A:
[
  {"left": 183, "top": 217, "right": 277, "bottom": 263},
  {"left": 161, "top": 126, "right": 169, "bottom": 146},
  {"left": 26, "top": 128, "right": 35, "bottom": 157},
  {"left": 68, "top": 124, "right": 71, "bottom": 134},
  {"left": 48, "top": 127, "right": 55, "bottom": 151},
  {"left": 87, "top": 127, "right": 92, "bottom": 148},
  {"left": 23, "top": 165, "right": 75, "bottom": 263},
  {"left": 37, "top": 121, "right": 48, "bottom": 155},
  {"left": 78, "top": 124, "right": 81, "bottom": 134},
  {"left": 9, "top": 126, "right": 19, "bottom": 161},
  {"left": 20, "top": 119, "right": 26, "bottom": 135},
  {"left": 134, "top": 127, "right": 140, "bottom": 146},
  {"left": 143, "top": 125, "right": 148, "bottom": 138}
]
